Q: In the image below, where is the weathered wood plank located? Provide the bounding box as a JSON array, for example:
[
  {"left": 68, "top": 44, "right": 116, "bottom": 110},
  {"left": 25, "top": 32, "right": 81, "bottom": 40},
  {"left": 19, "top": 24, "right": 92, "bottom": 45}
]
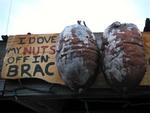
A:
[
  {"left": 3, "top": 80, "right": 150, "bottom": 99},
  {"left": 3, "top": 73, "right": 109, "bottom": 97},
  {"left": 0, "top": 80, "right": 5, "bottom": 96},
  {"left": 3, "top": 78, "right": 72, "bottom": 96}
]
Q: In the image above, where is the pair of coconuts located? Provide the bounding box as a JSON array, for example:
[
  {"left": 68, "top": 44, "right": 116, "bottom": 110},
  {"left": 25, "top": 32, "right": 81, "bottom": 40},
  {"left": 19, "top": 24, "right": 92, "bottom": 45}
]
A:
[{"left": 56, "top": 21, "right": 146, "bottom": 93}]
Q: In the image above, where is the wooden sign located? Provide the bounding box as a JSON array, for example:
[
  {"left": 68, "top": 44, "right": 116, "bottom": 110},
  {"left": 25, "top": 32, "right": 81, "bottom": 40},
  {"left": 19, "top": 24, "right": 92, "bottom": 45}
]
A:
[
  {"left": 140, "top": 32, "right": 150, "bottom": 85},
  {"left": 1, "top": 34, "right": 64, "bottom": 84}
]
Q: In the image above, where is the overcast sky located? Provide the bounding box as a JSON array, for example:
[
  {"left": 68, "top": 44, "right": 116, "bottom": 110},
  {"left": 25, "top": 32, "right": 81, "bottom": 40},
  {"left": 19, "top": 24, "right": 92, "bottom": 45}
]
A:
[{"left": 0, "top": 0, "right": 150, "bottom": 40}]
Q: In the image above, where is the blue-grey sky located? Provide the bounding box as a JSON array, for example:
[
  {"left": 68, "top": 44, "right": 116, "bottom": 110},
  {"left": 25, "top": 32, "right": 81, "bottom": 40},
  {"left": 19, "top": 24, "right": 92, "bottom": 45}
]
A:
[{"left": 0, "top": 0, "right": 150, "bottom": 40}]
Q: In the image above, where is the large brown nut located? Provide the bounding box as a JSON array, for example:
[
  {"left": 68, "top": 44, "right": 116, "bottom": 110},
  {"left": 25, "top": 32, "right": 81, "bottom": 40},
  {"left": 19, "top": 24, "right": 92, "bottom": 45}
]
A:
[
  {"left": 56, "top": 21, "right": 99, "bottom": 93},
  {"left": 102, "top": 22, "right": 146, "bottom": 93}
]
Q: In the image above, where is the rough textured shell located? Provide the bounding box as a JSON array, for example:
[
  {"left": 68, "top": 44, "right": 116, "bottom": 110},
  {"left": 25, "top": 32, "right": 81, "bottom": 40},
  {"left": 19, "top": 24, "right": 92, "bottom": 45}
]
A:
[
  {"left": 56, "top": 23, "right": 99, "bottom": 92},
  {"left": 102, "top": 22, "right": 145, "bottom": 93}
]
